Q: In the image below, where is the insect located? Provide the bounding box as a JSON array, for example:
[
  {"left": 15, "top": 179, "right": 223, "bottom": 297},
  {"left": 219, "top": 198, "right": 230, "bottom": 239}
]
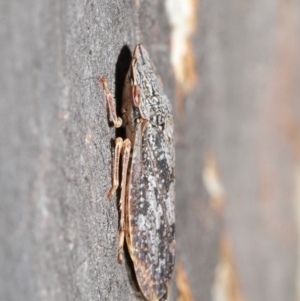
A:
[{"left": 100, "top": 44, "right": 175, "bottom": 301}]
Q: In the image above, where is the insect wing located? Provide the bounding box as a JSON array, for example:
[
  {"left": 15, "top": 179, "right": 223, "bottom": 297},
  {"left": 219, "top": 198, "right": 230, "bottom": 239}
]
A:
[{"left": 127, "top": 120, "right": 175, "bottom": 301}]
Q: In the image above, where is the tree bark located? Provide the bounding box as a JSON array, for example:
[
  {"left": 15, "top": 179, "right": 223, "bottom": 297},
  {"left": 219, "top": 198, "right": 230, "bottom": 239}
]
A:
[{"left": 1, "top": 0, "right": 300, "bottom": 301}]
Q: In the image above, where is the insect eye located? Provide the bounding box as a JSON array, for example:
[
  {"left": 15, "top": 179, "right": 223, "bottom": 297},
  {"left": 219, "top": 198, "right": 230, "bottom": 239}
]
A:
[{"left": 132, "top": 85, "right": 141, "bottom": 107}]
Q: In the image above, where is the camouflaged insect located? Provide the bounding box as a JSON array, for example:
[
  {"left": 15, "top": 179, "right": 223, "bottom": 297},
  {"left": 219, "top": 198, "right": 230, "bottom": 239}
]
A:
[{"left": 100, "top": 44, "right": 175, "bottom": 301}]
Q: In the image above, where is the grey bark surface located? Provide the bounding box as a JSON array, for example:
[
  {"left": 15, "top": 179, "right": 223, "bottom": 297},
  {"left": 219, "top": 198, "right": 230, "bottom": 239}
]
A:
[
  {"left": 1, "top": 0, "right": 300, "bottom": 301},
  {"left": 0, "top": 1, "right": 174, "bottom": 300}
]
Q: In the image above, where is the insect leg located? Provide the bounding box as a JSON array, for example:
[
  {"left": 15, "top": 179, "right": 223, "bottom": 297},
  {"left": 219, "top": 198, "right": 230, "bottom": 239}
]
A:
[
  {"left": 118, "top": 138, "right": 131, "bottom": 264},
  {"left": 100, "top": 76, "right": 122, "bottom": 128},
  {"left": 107, "top": 137, "right": 123, "bottom": 199}
]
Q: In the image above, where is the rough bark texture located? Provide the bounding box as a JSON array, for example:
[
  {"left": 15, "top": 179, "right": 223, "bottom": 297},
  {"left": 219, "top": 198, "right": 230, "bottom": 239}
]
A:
[{"left": 1, "top": 0, "right": 300, "bottom": 301}]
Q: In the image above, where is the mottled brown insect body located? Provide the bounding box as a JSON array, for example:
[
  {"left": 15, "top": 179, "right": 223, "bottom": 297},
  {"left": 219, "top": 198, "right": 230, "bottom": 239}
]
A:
[{"left": 100, "top": 44, "right": 175, "bottom": 301}]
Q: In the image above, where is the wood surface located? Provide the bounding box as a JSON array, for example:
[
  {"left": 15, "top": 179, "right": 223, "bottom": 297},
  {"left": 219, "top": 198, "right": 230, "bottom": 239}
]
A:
[{"left": 1, "top": 1, "right": 299, "bottom": 300}]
